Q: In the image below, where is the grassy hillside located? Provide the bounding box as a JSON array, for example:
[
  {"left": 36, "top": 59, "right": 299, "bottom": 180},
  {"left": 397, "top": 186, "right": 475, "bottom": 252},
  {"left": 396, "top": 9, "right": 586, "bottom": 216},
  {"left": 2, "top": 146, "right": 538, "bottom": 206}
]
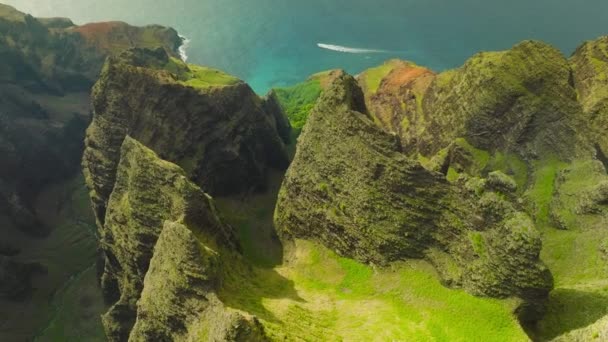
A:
[{"left": 215, "top": 173, "right": 530, "bottom": 341}]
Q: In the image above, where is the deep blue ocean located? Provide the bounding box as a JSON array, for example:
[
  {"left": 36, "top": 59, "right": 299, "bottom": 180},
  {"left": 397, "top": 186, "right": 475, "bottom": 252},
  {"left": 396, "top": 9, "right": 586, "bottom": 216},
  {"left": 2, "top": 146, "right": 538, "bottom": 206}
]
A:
[{"left": 5, "top": 0, "right": 608, "bottom": 93}]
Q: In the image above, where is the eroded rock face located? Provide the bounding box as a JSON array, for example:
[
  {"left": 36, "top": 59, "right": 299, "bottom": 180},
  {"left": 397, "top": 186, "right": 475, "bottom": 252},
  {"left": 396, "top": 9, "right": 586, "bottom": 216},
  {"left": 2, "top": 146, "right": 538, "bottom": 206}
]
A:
[
  {"left": 570, "top": 36, "right": 608, "bottom": 161},
  {"left": 436, "top": 176, "right": 553, "bottom": 322},
  {"left": 420, "top": 41, "right": 587, "bottom": 160},
  {"left": 358, "top": 42, "right": 590, "bottom": 162},
  {"left": 275, "top": 72, "right": 552, "bottom": 320},
  {"left": 130, "top": 221, "right": 267, "bottom": 342},
  {"left": 83, "top": 48, "right": 289, "bottom": 230},
  {"left": 357, "top": 60, "right": 436, "bottom": 152},
  {"left": 99, "top": 137, "right": 240, "bottom": 341},
  {"left": 275, "top": 71, "right": 447, "bottom": 263},
  {"left": 261, "top": 90, "right": 292, "bottom": 145}
]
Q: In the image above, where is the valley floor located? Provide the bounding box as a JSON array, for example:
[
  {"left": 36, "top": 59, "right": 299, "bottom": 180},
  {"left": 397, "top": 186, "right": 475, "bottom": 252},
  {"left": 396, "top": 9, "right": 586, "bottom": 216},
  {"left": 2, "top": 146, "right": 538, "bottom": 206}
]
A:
[{"left": 0, "top": 175, "right": 106, "bottom": 341}]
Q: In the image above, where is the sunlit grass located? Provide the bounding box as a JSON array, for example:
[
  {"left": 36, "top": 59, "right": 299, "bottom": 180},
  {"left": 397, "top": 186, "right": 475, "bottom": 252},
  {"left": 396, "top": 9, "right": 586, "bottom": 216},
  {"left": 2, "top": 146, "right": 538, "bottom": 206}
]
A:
[
  {"left": 164, "top": 57, "right": 241, "bottom": 89},
  {"left": 526, "top": 157, "right": 567, "bottom": 226},
  {"left": 220, "top": 240, "right": 528, "bottom": 342}
]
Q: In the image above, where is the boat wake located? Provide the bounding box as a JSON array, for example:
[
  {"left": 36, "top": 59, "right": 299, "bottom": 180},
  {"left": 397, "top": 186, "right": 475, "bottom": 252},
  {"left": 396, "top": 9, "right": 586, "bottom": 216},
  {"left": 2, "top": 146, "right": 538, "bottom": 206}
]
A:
[
  {"left": 317, "top": 43, "right": 393, "bottom": 54},
  {"left": 178, "top": 34, "right": 191, "bottom": 62}
]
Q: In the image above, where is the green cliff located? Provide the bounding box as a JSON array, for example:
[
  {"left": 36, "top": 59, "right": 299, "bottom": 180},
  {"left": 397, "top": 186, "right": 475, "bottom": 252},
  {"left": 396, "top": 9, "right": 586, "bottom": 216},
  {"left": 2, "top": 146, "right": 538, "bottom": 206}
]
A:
[
  {"left": 99, "top": 136, "right": 264, "bottom": 341},
  {"left": 275, "top": 71, "right": 446, "bottom": 263},
  {"left": 83, "top": 48, "right": 289, "bottom": 234},
  {"left": 130, "top": 221, "right": 266, "bottom": 341},
  {"left": 0, "top": 3, "right": 181, "bottom": 92},
  {"left": 281, "top": 37, "right": 608, "bottom": 340},
  {"left": 274, "top": 72, "right": 552, "bottom": 321},
  {"left": 3, "top": 3, "right": 606, "bottom": 339},
  {"left": 355, "top": 41, "right": 591, "bottom": 164},
  {"left": 570, "top": 36, "right": 608, "bottom": 161}
]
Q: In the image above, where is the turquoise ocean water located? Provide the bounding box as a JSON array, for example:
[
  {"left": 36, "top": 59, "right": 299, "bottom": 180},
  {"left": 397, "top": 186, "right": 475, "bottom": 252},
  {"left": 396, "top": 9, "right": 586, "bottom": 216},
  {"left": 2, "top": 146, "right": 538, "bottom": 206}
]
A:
[{"left": 5, "top": 0, "right": 608, "bottom": 93}]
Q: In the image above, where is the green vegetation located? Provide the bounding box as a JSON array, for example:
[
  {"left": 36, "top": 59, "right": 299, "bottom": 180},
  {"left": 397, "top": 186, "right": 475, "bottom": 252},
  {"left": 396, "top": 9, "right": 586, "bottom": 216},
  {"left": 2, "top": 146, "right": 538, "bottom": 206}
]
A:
[
  {"left": 220, "top": 238, "right": 528, "bottom": 341},
  {"left": 439, "top": 148, "right": 608, "bottom": 341},
  {"left": 274, "top": 78, "right": 323, "bottom": 130},
  {"left": 422, "top": 41, "right": 580, "bottom": 161},
  {"left": 468, "top": 232, "right": 487, "bottom": 258},
  {"left": 359, "top": 60, "right": 402, "bottom": 94},
  {"left": 535, "top": 270, "right": 608, "bottom": 340},
  {"left": 487, "top": 152, "right": 529, "bottom": 190},
  {"left": 454, "top": 137, "right": 491, "bottom": 172},
  {"left": 526, "top": 157, "right": 567, "bottom": 226},
  {"left": 215, "top": 171, "right": 285, "bottom": 268},
  {"left": 51, "top": 32, "right": 608, "bottom": 341},
  {"left": 211, "top": 131, "right": 531, "bottom": 341},
  {"left": 446, "top": 167, "right": 460, "bottom": 182},
  {"left": 550, "top": 314, "right": 608, "bottom": 341},
  {"left": 525, "top": 159, "right": 608, "bottom": 341},
  {"left": 36, "top": 267, "right": 106, "bottom": 342},
  {"left": 434, "top": 69, "right": 458, "bottom": 88},
  {"left": 1, "top": 175, "right": 103, "bottom": 342},
  {"left": 165, "top": 57, "right": 240, "bottom": 88},
  {"left": 181, "top": 64, "right": 241, "bottom": 88}
]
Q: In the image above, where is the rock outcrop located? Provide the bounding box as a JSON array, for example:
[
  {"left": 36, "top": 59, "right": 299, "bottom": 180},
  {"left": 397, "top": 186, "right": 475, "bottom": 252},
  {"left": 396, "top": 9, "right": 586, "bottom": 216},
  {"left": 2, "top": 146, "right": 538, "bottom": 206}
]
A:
[
  {"left": 0, "top": 5, "right": 186, "bottom": 340},
  {"left": 83, "top": 47, "right": 289, "bottom": 230},
  {"left": 359, "top": 42, "right": 590, "bottom": 162},
  {"left": 570, "top": 36, "right": 608, "bottom": 161},
  {"left": 357, "top": 59, "right": 435, "bottom": 149},
  {"left": 261, "top": 90, "right": 292, "bottom": 145},
  {"left": 275, "top": 72, "right": 552, "bottom": 320},
  {"left": 81, "top": 46, "right": 289, "bottom": 341},
  {"left": 276, "top": 71, "right": 447, "bottom": 263},
  {"left": 130, "top": 221, "right": 266, "bottom": 341},
  {"left": 99, "top": 137, "right": 264, "bottom": 341}
]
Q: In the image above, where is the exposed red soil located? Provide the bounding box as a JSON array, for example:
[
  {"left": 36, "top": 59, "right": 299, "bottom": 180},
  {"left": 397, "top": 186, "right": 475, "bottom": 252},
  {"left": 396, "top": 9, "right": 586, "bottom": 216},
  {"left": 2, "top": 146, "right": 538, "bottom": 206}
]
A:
[{"left": 381, "top": 64, "right": 435, "bottom": 93}]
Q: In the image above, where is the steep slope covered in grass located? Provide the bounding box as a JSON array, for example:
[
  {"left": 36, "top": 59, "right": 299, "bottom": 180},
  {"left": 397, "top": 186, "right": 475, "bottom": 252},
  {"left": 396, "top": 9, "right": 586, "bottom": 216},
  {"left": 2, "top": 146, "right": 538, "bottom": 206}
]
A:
[
  {"left": 273, "top": 70, "right": 342, "bottom": 131},
  {"left": 275, "top": 71, "right": 552, "bottom": 322},
  {"left": 96, "top": 137, "right": 266, "bottom": 341},
  {"left": 83, "top": 48, "right": 289, "bottom": 234},
  {"left": 10, "top": 3, "right": 590, "bottom": 336},
  {"left": 347, "top": 37, "right": 608, "bottom": 341},
  {"left": 571, "top": 35, "right": 608, "bottom": 160}
]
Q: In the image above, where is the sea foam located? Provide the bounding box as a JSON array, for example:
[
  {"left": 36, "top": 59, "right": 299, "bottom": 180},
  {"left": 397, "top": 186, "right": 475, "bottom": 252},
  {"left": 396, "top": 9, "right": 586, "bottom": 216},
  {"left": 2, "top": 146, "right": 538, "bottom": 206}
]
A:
[{"left": 178, "top": 34, "right": 191, "bottom": 62}]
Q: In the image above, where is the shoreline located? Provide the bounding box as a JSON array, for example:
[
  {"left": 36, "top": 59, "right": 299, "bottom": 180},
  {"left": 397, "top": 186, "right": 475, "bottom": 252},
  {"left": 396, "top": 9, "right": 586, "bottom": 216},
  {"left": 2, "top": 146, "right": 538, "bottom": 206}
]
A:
[{"left": 178, "top": 34, "right": 191, "bottom": 62}]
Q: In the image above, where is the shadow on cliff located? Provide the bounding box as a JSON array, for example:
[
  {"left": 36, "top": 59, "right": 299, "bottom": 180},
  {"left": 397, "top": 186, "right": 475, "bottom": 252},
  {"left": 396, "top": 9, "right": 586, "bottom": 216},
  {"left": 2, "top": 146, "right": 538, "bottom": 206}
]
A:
[
  {"left": 531, "top": 288, "right": 608, "bottom": 341},
  {"left": 219, "top": 259, "right": 304, "bottom": 324},
  {"left": 215, "top": 170, "right": 288, "bottom": 268},
  {"left": 215, "top": 170, "right": 305, "bottom": 322}
]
